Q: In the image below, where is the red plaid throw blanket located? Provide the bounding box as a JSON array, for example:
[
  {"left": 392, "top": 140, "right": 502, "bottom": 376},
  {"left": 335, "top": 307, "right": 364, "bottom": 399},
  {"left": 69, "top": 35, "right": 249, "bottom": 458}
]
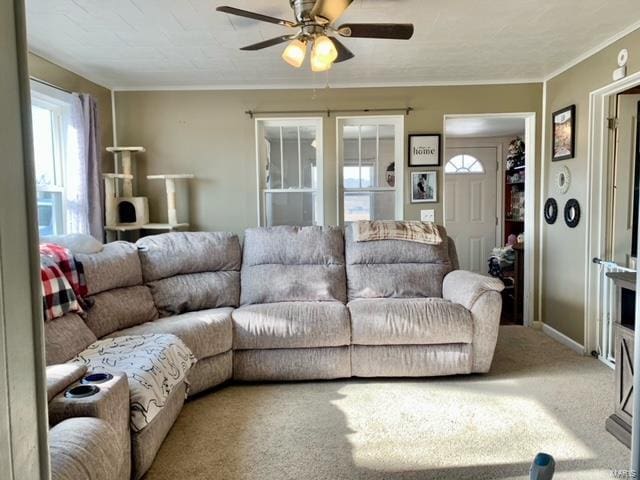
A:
[{"left": 40, "top": 244, "right": 87, "bottom": 321}]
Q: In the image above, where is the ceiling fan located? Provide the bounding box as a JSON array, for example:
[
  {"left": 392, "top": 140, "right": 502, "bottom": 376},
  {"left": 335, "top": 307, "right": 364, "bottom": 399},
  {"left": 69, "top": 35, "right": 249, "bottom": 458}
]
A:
[{"left": 216, "top": 0, "right": 414, "bottom": 72}]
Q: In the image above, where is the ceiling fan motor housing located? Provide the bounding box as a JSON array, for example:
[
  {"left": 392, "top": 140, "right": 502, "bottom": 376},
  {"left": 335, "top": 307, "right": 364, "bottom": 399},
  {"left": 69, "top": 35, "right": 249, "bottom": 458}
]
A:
[{"left": 291, "top": 0, "right": 318, "bottom": 23}]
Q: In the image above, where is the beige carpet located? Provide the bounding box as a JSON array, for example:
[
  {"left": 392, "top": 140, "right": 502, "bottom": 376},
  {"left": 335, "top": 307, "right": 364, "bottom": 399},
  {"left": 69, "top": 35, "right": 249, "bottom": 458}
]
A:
[{"left": 144, "top": 326, "right": 629, "bottom": 480}]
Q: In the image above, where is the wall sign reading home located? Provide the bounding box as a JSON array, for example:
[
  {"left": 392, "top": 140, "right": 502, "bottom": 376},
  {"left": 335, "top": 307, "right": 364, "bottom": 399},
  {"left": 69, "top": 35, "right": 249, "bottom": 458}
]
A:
[{"left": 409, "top": 134, "right": 441, "bottom": 166}]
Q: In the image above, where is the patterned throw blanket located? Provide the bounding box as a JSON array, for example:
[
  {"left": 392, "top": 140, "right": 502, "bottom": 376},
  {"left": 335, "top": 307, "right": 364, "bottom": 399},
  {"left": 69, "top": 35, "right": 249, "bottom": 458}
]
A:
[
  {"left": 71, "top": 334, "right": 196, "bottom": 432},
  {"left": 352, "top": 220, "right": 443, "bottom": 245},
  {"left": 40, "top": 243, "right": 87, "bottom": 321}
]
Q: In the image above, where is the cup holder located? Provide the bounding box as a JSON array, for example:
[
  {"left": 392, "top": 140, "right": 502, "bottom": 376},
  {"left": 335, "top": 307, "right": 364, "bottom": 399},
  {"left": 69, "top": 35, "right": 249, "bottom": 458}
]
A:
[
  {"left": 65, "top": 384, "right": 100, "bottom": 399},
  {"left": 82, "top": 372, "right": 113, "bottom": 384}
]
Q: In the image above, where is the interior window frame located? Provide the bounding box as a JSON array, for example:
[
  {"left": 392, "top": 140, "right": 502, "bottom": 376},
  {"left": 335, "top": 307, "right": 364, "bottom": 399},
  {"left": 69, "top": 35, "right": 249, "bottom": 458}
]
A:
[
  {"left": 255, "top": 117, "right": 324, "bottom": 227},
  {"left": 337, "top": 116, "right": 405, "bottom": 224}
]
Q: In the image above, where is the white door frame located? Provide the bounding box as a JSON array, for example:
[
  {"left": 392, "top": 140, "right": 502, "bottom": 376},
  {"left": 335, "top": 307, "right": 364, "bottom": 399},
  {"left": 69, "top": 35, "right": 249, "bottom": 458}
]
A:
[
  {"left": 585, "top": 70, "right": 640, "bottom": 355},
  {"left": 335, "top": 115, "right": 405, "bottom": 224},
  {"left": 443, "top": 113, "right": 537, "bottom": 327}
]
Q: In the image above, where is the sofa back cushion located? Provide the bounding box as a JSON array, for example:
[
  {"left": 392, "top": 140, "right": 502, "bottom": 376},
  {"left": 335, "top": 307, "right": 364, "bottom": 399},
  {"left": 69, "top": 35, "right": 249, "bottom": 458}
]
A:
[
  {"left": 76, "top": 241, "right": 158, "bottom": 338},
  {"left": 345, "top": 224, "right": 454, "bottom": 300},
  {"left": 45, "top": 313, "right": 97, "bottom": 365},
  {"left": 241, "top": 226, "right": 346, "bottom": 305},
  {"left": 76, "top": 241, "right": 142, "bottom": 296},
  {"left": 137, "top": 232, "right": 242, "bottom": 315}
]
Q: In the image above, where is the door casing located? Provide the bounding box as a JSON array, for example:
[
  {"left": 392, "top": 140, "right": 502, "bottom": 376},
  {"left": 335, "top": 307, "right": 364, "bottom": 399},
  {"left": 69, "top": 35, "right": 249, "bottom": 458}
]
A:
[{"left": 443, "top": 113, "right": 537, "bottom": 327}]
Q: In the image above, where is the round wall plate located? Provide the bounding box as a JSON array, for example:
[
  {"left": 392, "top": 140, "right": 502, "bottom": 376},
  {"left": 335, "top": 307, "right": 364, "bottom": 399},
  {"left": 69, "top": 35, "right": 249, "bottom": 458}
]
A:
[
  {"left": 555, "top": 165, "right": 571, "bottom": 194},
  {"left": 544, "top": 198, "right": 558, "bottom": 224},
  {"left": 564, "top": 198, "right": 581, "bottom": 228},
  {"left": 618, "top": 48, "right": 629, "bottom": 67}
]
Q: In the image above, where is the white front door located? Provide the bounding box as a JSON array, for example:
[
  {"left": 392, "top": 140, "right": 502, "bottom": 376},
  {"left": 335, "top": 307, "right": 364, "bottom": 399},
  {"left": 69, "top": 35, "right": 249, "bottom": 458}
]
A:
[{"left": 444, "top": 146, "right": 498, "bottom": 273}]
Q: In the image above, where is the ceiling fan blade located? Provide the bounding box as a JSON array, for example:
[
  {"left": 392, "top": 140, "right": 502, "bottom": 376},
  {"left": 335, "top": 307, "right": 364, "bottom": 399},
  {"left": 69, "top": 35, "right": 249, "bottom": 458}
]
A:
[
  {"left": 311, "top": 0, "right": 354, "bottom": 24},
  {"left": 338, "top": 23, "right": 414, "bottom": 40},
  {"left": 329, "top": 37, "right": 354, "bottom": 63},
  {"left": 240, "top": 35, "right": 296, "bottom": 51},
  {"left": 216, "top": 6, "right": 297, "bottom": 28}
]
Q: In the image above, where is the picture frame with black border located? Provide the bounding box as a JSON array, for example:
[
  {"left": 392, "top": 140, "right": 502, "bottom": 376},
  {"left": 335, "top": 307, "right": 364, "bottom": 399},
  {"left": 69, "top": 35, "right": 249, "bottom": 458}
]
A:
[
  {"left": 552, "top": 105, "right": 576, "bottom": 161},
  {"left": 409, "top": 133, "right": 441, "bottom": 167},
  {"left": 411, "top": 170, "right": 438, "bottom": 203}
]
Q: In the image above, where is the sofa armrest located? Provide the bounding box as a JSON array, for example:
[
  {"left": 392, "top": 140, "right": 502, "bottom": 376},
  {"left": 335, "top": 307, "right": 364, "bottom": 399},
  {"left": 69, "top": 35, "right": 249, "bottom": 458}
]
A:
[
  {"left": 48, "top": 370, "right": 131, "bottom": 480},
  {"left": 443, "top": 270, "right": 504, "bottom": 373},
  {"left": 46, "top": 364, "right": 88, "bottom": 402},
  {"left": 442, "top": 270, "right": 504, "bottom": 310}
]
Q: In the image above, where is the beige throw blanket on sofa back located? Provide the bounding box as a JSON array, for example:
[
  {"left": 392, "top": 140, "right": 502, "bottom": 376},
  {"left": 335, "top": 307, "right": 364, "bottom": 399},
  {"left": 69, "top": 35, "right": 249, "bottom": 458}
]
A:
[{"left": 352, "top": 220, "right": 443, "bottom": 245}]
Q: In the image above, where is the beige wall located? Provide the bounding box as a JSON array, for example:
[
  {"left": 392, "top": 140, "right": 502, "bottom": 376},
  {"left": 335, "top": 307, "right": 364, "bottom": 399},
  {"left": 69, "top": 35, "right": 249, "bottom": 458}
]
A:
[
  {"left": 114, "top": 83, "right": 542, "bottom": 234},
  {"left": 542, "top": 28, "right": 640, "bottom": 343},
  {"left": 27, "top": 53, "right": 114, "bottom": 170}
]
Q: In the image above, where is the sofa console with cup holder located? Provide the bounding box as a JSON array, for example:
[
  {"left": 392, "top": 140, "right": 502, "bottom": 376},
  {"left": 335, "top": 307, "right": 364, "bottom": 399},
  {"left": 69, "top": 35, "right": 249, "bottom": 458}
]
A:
[{"left": 44, "top": 225, "right": 504, "bottom": 479}]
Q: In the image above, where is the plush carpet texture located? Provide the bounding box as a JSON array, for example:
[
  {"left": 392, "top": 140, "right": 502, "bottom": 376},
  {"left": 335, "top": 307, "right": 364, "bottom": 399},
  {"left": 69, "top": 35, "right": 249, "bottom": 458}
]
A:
[{"left": 144, "top": 326, "right": 629, "bottom": 480}]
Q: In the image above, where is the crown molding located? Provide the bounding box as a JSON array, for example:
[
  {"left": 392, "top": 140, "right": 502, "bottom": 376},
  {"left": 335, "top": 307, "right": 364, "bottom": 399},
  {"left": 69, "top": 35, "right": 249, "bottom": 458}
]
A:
[{"left": 111, "top": 78, "right": 543, "bottom": 92}]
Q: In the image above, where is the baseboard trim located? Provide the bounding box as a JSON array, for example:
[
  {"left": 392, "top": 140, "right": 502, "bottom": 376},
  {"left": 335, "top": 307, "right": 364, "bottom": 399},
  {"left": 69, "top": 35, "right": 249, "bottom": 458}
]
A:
[{"left": 541, "top": 323, "right": 586, "bottom": 355}]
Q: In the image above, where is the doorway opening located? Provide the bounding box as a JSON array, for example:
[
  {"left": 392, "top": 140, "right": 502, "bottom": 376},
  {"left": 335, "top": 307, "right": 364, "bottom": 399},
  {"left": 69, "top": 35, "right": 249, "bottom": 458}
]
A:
[
  {"left": 443, "top": 113, "right": 536, "bottom": 327},
  {"left": 586, "top": 74, "right": 640, "bottom": 366}
]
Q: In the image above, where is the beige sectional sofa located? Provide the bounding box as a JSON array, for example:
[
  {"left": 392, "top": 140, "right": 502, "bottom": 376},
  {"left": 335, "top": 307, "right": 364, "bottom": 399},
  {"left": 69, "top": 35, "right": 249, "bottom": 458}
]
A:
[{"left": 44, "top": 225, "right": 504, "bottom": 479}]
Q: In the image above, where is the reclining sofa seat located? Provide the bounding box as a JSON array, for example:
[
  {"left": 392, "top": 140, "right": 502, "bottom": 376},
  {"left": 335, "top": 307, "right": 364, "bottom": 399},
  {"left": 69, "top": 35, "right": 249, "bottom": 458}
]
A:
[
  {"left": 232, "top": 226, "right": 352, "bottom": 380},
  {"left": 345, "top": 225, "right": 482, "bottom": 376},
  {"left": 74, "top": 232, "right": 241, "bottom": 478}
]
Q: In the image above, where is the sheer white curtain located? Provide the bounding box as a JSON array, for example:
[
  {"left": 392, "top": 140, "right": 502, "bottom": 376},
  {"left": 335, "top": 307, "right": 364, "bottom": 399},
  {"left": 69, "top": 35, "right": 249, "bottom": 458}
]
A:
[
  {"left": 61, "top": 93, "right": 103, "bottom": 239},
  {"left": 63, "top": 94, "right": 90, "bottom": 235}
]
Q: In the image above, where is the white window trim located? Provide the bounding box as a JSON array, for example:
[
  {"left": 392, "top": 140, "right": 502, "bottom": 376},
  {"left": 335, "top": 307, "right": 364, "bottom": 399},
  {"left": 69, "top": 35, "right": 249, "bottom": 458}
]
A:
[
  {"left": 254, "top": 117, "right": 324, "bottom": 226},
  {"left": 336, "top": 115, "right": 405, "bottom": 224},
  {"left": 30, "top": 81, "right": 74, "bottom": 235}
]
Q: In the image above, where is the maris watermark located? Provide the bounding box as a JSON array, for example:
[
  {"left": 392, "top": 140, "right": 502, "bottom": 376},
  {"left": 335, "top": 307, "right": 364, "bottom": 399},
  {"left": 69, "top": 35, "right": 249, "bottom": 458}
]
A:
[{"left": 611, "top": 470, "right": 638, "bottom": 479}]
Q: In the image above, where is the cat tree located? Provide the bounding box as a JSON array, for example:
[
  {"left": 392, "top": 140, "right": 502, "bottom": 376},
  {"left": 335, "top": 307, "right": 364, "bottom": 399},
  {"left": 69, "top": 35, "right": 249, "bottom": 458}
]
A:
[{"left": 104, "top": 146, "right": 193, "bottom": 239}]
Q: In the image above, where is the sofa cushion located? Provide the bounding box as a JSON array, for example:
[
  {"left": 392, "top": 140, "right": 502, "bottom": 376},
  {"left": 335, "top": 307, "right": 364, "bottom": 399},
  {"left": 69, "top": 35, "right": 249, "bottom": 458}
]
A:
[
  {"left": 148, "top": 271, "right": 240, "bottom": 316},
  {"left": 71, "top": 334, "right": 195, "bottom": 432},
  {"left": 109, "top": 308, "right": 233, "bottom": 360},
  {"left": 240, "top": 226, "right": 346, "bottom": 305},
  {"left": 84, "top": 285, "right": 158, "bottom": 338},
  {"left": 345, "top": 225, "right": 454, "bottom": 300},
  {"left": 348, "top": 298, "right": 473, "bottom": 346},
  {"left": 45, "top": 313, "right": 98, "bottom": 365},
  {"left": 136, "top": 232, "right": 241, "bottom": 282},
  {"left": 232, "top": 301, "right": 350, "bottom": 350},
  {"left": 76, "top": 241, "right": 142, "bottom": 296}
]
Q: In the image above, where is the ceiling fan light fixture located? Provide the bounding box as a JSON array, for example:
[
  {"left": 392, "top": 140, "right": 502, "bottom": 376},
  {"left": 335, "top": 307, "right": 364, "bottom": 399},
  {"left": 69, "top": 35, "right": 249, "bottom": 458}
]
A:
[
  {"left": 282, "top": 38, "right": 307, "bottom": 68},
  {"left": 311, "top": 35, "right": 338, "bottom": 64}
]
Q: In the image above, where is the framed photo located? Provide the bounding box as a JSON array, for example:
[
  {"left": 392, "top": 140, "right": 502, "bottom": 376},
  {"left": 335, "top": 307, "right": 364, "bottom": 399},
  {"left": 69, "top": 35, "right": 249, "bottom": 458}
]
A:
[
  {"left": 552, "top": 105, "right": 576, "bottom": 161},
  {"left": 411, "top": 171, "right": 438, "bottom": 203},
  {"left": 409, "top": 134, "right": 441, "bottom": 166}
]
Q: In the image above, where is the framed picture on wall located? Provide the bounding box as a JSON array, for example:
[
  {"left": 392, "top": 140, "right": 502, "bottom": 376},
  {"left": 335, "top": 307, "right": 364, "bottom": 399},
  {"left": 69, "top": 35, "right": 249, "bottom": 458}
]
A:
[
  {"left": 411, "top": 171, "right": 438, "bottom": 203},
  {"left": 409, "top": 134, "right": 441, "bottom": 166},
  {"left": 552, "top": 105, "right": 576, "bottom": 161}
]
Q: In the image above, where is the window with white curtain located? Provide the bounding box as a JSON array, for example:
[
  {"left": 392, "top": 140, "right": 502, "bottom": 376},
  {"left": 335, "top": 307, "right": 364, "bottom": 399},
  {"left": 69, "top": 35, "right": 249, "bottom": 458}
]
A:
[
  {"left": 338, "top": 117, "right": 404, "bottom": 223},
  {"left": 255, "top": 118, "right": 323, "bottom": 227},
  {"left": 31, "top": 81, "right": 89, "bottom": 237}
]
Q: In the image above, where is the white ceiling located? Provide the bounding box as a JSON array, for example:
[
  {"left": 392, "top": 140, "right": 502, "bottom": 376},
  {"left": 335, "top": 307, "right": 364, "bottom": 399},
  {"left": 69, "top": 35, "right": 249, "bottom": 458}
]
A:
[
  {"left": 445, "top": 117, "right": 525, "bottom": 138},
  {"left": 25, "top": 0, "right": 640, "bottom": 89}
]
